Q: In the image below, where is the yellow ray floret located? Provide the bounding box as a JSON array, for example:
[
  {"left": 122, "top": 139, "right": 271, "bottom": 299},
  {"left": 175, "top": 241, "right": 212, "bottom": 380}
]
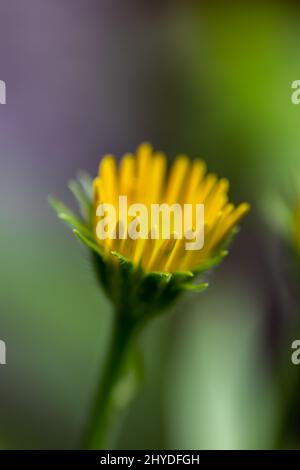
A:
[{"left": 93, "top": 143, "right": 250, "bottom": 273}]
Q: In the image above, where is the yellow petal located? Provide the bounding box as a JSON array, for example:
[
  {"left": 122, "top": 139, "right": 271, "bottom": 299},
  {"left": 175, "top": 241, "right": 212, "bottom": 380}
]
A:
[
  {"left": 183, "top": 159, "right": 206, "bottom": 203},
  {"left": 119, "top": 153, "right": 135, "bottom": 200},
  {"left": 147, "top": 152, "right": 167, "bottom": 204},
  {"left": 164, "top": 155, "right": 190, "bottom": 204},
  {"left": 99, "top": 155, "right": 118, "bottom": 206},
  {"left": 136, "top": 143, "right": 152, "bottom": 204}
]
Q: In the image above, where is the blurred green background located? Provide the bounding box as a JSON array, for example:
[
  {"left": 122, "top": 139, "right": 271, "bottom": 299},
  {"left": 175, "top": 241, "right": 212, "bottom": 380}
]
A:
[{"left": 1, "top": 0, "right": 300, "bottom": 449}]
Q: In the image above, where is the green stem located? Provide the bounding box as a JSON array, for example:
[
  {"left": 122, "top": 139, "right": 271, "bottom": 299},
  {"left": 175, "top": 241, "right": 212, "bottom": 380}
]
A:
[{"left": 83, "top": 312, "right": 137, "bottom": 449}]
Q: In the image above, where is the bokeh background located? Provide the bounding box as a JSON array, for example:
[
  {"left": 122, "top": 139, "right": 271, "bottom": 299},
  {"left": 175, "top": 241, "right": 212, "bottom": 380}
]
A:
[{"left": 1, "top": 0, "right": 300, "bottom": 449}]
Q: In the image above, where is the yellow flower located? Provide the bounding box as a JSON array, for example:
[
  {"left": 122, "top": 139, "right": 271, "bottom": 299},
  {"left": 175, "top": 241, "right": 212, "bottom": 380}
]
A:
[
  {"left": 50, "top": 143, "right": 250, "bottom": 450},
  {"left": 92, "top": 143, "right": 249, "bottom": 274},
  {"left": 50, "top": 142, "right": 249, "bottom": 316}
]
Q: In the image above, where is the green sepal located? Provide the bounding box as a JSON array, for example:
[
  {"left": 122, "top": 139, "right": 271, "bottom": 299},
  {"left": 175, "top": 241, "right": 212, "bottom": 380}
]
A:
[
  {"left": 77, "top": 171, "right": 93, "bottom": 201},
  {"left": 73, "top": 229, "right": 104, "bottom": 258},
  {"left": 49, "top": 196, "right": 93, "bottom": 239},
  {"left": 191, "top": 225, "right": 241, "bottom": 276},
  {"left": 171, "top": 271, "right": 194, "bottom": 284},
  {"left": 225, "top": 226, "right": 240, "bottom": 247},
  {"left": 111, "top": 252, "right": 137, "bottom": 315},
  {"left": 180, "top": 282, "right": 209, "bottom": 293},
  {"left": 193, "top": 250, "right": 228, "bottom": 275},
  {"left": 68, "top": 176, "right": 93, "bottom": 224},
  {"left": 92, "top": 252, "right": 111, "bottom": 300},
  {"left": 72, "top": 229, "right": 112, "bottom": 298},
  {"left": 138, "top": 271, "right": 171, "bottom": 304},
  {"left": 111, "top": 251, "right": 134, "bottom": 268}
]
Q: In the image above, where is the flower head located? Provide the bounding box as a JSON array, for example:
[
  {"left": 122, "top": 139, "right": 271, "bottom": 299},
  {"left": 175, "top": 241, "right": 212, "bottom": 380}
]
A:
[
  {"left": 50, "top": 143, "right": 249, "bottom": 320},
  {"left": 93, "top": 143, "right": 249, "bottom": 274}
]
